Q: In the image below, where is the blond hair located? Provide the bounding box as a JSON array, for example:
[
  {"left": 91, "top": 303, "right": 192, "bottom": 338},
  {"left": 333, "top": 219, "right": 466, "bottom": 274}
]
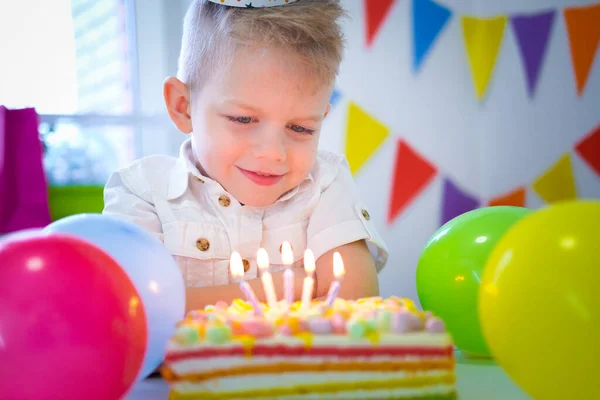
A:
[{"left": 178, "top": 0, "right": 346, "bottom": 93}]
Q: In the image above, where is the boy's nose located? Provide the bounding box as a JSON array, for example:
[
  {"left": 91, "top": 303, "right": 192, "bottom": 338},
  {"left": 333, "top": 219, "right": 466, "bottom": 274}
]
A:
[{"left": 251, "top": 129, "right": 287, "bottom": 162}]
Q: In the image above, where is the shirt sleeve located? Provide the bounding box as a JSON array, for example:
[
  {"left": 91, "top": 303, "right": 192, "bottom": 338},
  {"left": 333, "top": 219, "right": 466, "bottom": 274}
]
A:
[
  {"left": 102, "top": 169, "right": 164, "bottom": 242},
  {"left": 306, "top": 157, "right": 389, "bottom": 272}
]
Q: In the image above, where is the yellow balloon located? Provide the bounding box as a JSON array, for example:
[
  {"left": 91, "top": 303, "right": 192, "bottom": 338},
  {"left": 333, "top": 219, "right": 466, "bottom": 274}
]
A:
[{"left": 479, "top": 200, "right": 600, "bottom": 399}]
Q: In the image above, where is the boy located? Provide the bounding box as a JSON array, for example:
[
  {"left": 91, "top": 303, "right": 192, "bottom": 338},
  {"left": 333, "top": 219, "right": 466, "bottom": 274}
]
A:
[{"left": 103, "top": 0, "right": 388, "bottom": 312}]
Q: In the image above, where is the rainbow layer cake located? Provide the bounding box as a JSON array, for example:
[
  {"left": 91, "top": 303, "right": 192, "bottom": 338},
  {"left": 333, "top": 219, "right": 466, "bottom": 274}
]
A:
[{"left": 161, "top": 296, "right": 456, "bottom": 400}]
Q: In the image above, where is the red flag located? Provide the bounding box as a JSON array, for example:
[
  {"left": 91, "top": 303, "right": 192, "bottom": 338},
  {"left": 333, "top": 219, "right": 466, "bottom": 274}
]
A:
[
  {"left": 364, "top": 0, "right": 397, "bottom": 47},
  {"left": 388, "top": 139, "right": 437, "bottom": 224},
  {"left": 575, "top": 124, "right": 600, "bottom": 175}
]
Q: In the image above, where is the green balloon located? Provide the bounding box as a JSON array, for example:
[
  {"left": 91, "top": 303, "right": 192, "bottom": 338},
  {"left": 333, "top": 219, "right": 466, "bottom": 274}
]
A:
[{"left": 416, "top": 206, "right": 533, "bottom": 356}]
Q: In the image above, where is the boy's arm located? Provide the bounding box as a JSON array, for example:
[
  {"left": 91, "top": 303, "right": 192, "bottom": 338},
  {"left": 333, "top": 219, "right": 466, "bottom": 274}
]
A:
[
  {"left": 306, "top": 156, "right": 388, "bottom": 301},
  {"left": 185, "top": 268, "right": 307, "bottom": 313},
  {"left": 313, "top": 240, "right": 379, "bottom": 300}
]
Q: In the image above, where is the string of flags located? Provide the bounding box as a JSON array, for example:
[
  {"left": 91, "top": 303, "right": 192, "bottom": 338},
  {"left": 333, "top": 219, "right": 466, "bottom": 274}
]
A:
[
  {"left": 340, "top": 97, "right": 600, "bottom": 227},
  {"left": 364, "top": 0, "right": 600, "bottom": 99}
]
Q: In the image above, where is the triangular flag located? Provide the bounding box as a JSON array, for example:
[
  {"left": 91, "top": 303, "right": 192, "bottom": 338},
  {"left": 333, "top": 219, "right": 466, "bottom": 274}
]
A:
[
  {"left": 461, "top": 15, "right": 508, "bottom": 100},
  {"left": 345, "top": 101, "right": 390, "bottom": 175},
  {"left": 412, "top": 0, "right": 452, "bottom": 72},
  {"left": 441, "top": 178, "right": 480, "bottom": 225},
  {"left": 564, "top": 3, "right": 600, "bottom": 96},
  {"left": 364, "top": 0, "right": 397, "bottom": 47},
  {"left": 329, "top": 88, "right": 341, "bottom": 108},
  {"left": 511, "top": 10, "right": 555, "bottom": 97},
  {"left": 532, "top": 153, "right": 577, "bottom": 203},
  {"left": 489, "top": 186, "right": 526, "bottom": 207},
  {"left": 575, "top": 124, "right": 600, "bottom": 175},
  {"left": 388, "top": 139, "right": 437, "bottom": 223}
]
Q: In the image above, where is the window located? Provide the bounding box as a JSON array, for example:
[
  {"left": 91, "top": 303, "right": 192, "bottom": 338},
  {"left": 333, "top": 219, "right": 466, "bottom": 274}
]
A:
[{"left": 0, "top": 0, "right": 174, "bottom": 186}]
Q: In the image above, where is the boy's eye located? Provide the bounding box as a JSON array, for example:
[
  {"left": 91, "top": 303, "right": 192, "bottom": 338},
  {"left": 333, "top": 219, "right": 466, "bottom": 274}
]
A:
[
  {"left": 230, "top": 116, "right": 253, "bottom": 124},
  {"left": 289, "top": 124, "right": 314, "bottom": 135}
]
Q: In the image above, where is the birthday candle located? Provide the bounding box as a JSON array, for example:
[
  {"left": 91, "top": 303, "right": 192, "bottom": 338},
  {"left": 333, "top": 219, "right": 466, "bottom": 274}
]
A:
[
  {"left": 281, "top": 241, "right": 294, "bottom": 308},
  {"left": 257, "top": 248, "right": 278, "bottom": 310},
  {"left": 325, "top": 252, "right": 345, "bottom": 308},
  {"left": 300, "top": 249, "right": 316, "bottom": 311},
  {"left": 230, "top": 251, "right": 264, "bottom": 316}
]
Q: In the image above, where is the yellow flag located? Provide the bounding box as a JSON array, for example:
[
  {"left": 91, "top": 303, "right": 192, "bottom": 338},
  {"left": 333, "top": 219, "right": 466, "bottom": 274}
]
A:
[
  {"left": 345, "top": 101, "right": 390, "bottom": 175},
  {"left": 532, "top": 153, "right": 578, "bottom": 203},
  {"left": 462, "top": 15, "right": 507, "bottom": 100}
]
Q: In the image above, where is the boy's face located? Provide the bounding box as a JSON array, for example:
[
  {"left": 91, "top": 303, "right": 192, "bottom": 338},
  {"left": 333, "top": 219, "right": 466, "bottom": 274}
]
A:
[{"left": 190, "top": 48, "right": 332, "bottom": 207}]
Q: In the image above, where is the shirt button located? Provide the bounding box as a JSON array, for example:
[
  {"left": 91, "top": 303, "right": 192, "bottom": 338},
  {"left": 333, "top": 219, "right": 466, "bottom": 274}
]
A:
[
  {"left": 196, "top": 238, "right": 210, "bottom": 252},
  {"left": 218, "top": 195, "right": 231, "bottom": 207},
  {"left": 242, "top": 259, "right": 250, "bottom": 272},
  {"left": 361, "top": 209, "right": 371, "bottom": 221}
]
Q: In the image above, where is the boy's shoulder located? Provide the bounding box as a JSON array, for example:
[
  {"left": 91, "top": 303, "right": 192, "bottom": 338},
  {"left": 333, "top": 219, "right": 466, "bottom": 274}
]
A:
[
  {"left": 112, "top": 154, "right": 180, "bottom": 196},
  {"left": 312, "top": 150, "right": 353, "bottom": 191}
]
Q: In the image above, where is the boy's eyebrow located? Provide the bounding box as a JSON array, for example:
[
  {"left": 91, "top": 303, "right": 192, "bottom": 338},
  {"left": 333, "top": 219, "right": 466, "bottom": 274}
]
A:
[{"left": 223, "top": 100, "right": 325, "bottom": 122}]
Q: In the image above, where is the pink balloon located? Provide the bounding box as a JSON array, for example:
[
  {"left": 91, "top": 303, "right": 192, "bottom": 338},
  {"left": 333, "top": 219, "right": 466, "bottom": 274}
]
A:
[{"left": 0, "top": 233, "right": 148, "bottom": 400}]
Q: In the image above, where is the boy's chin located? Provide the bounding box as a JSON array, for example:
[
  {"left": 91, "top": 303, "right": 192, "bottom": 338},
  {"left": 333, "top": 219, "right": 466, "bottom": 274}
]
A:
[
  {"left": 236, "top": 194, "right": 279, "bottom": 208},
  {"left": 232, "top": 186, "right": 287, "bottom": 208}
]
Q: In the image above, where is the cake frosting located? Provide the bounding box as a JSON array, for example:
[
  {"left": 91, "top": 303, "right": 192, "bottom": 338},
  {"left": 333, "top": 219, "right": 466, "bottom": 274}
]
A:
[{"left": 161, "top": 296, "right": 456, "bottom": 400}]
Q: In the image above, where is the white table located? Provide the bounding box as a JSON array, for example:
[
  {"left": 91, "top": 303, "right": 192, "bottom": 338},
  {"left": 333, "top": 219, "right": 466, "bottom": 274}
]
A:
[{"left": 127, "top": 352, "right": 530, "bottom": 400}]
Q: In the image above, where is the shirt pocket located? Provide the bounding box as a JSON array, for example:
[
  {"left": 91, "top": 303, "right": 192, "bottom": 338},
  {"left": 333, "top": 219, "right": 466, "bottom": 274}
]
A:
[
  {"left": 162, "top": 220, "right": 231, "bottom": 287},
  {"left": 262, "top": 220, "right": 308, "bottom": 273}
]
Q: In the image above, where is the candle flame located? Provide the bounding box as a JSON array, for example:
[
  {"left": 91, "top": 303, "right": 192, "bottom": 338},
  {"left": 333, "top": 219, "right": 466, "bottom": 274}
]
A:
[
  {"left": 257, "top": 248, "right": 269, "bottom": 270},
  {"left": 304, "top": 249, "right": 315, "bottom": 273},
  {"left": 333, "top": 252, "right": 345, "bottom": 278},
  {"left": 281, "top": 241, "right": 294, "bottom": 265},
  {"left": 230, "top": 251, "right": 245, "bottom": 279}
]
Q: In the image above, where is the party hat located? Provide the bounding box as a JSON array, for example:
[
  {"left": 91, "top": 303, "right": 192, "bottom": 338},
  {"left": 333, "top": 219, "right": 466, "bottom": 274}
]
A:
[{"left": 209, "top": 0, "right": 299, "bottom": 7}]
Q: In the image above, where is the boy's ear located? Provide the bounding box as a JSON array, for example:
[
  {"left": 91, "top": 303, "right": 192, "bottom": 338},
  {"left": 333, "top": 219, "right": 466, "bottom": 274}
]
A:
[
  {"left": 164, "top": 77, "right": 193, "bottom": 134},
  {"left": 324, "top": 103, "right": 332, "bottom": 119}
]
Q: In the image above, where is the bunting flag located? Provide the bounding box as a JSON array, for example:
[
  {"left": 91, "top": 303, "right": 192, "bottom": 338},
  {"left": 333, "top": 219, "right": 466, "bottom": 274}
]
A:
[
  {"left": 532, "top": 153, "right": 577, "bottom": 203},
  {"left": 575, "top": 124, "right": 600, "bottom": 175},
  {"left": 412, "top": 0, "right": 452, "bottom": 72},
  {"left": 329, "top": 88, "right": 342, "bottom": 108},
  {"left": 564, "top": 3, "right": 600, "bottom": 96},
  {"left": 364, "top": 0, "right": 397, "bottom": 47},
  {"left": 441, "top": 178, "right": 480, "bottom": 225},
  {"left": 345, "top": 101, "right": 390, "bottom": 175},
  {"left": 489, "top": 186, "right": 527, "bottom": 207},
  {"left": 461, "top": 15, "right": 508, "bottom": 100},
  {"left": 511, "top": 10, "right": 555, "bottom": 97},
  {"left": 388, "top": 139, "right": 438, "bottom": 223}
]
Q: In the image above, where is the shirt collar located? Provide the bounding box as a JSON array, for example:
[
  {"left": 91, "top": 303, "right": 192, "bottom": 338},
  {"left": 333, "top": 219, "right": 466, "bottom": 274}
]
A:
[{"left": 167, "top": 139, "right": 314, "bottom": 202}]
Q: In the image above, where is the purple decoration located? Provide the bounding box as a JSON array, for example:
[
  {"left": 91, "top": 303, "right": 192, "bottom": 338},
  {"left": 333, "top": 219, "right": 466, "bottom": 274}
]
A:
[
  {"left": 441, "top": 178, "right": 480, "bottom": 225},
  {"left": 511, "top": 10, "right": 556, "bottom": 97}
]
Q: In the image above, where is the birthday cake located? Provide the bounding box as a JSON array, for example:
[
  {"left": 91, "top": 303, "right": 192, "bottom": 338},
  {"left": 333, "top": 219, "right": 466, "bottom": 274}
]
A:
[{"left": 161, "top": 296, "right": 456, "bottom": 400}]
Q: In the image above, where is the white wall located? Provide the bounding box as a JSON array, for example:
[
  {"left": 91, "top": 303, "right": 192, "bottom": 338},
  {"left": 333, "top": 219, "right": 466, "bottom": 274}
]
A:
[{"left": 319, "top": 0, "right": 600, "bottom": 305}]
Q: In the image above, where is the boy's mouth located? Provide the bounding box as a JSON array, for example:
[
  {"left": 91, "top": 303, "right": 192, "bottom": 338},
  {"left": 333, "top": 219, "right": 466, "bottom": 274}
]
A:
[{"left": 237, "top": 167, "right": 284, "bottom": 186}]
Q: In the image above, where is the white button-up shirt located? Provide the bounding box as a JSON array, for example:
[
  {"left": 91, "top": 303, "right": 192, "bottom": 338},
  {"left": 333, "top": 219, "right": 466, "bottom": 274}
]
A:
[{"left": 103, "top": 139, "right": 388, "bottom": 287}]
